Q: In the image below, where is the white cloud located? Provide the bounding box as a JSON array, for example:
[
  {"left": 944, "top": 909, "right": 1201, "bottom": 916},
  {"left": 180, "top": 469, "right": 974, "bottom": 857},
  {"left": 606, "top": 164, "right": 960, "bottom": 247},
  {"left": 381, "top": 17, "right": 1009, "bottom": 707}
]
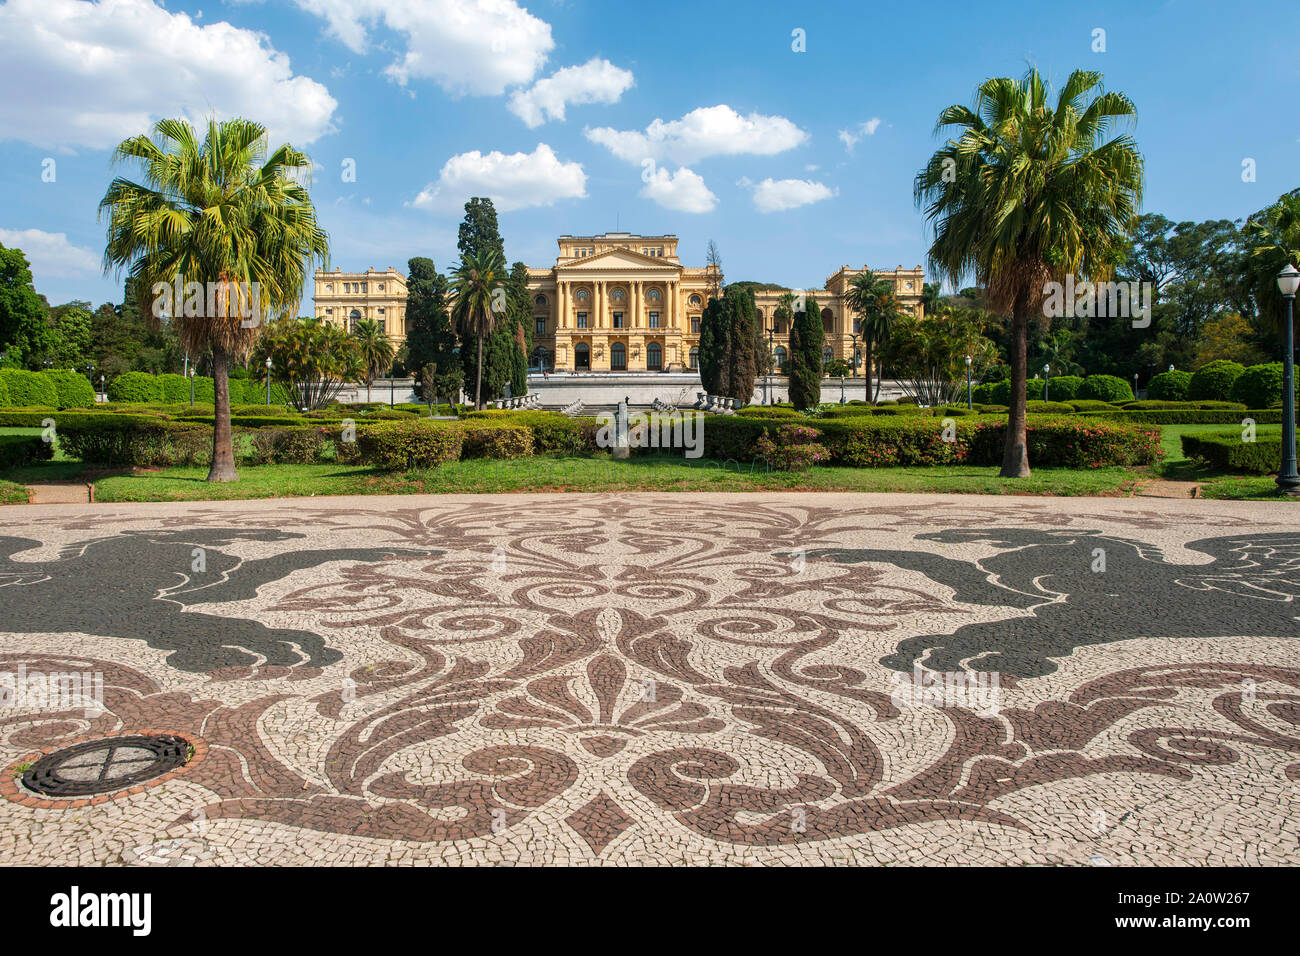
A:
[
  {"left": 741, "top": 178, "right": 835, "bottom": 213},
  {"left": 639, "top": 167, "right": 717, "bottom": 214},
  {"left": 0, "top": 0, "right": 338, "bottom": 150},
  {"left": 507, "top": 58, "right": 634, "bottom": 128},
  {"left": 586, "top": 105, "right": 808, "bottom": 164},
  {"left": 292, "top": 0, "right": 553, "bottom": 95},
  {"left": 838, "top": 117, "right": 882, "bottom": 153},
  {"left": 0, "top": 228, "right": 99, "bottom": 279},
  {"left": 412, "top": 144, "right": 586, "bottom": 214}
]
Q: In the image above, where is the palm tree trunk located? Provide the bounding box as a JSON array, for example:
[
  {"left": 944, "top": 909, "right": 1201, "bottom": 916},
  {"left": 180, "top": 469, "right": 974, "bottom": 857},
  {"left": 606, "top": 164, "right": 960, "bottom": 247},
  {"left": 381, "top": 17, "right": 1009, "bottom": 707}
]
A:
[
  {"left": 474, "top": 334, "right": 484, "bottom": 410},
  {"left": 366, "top": 376, "right": 371, "bottom": 403},
  {"left": 207, "top": 346, "right": 239, "bottom": 482},
  {"left": 1000, "top": 294, "right": 1031, "bottom": 478}
]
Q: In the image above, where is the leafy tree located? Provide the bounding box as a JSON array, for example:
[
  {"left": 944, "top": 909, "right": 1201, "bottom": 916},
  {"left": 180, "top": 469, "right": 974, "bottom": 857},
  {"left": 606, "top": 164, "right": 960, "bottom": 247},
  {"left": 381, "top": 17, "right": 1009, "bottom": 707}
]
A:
[
  {"left": 420, "top": 361, "right": 464, "bottom": 417},
  {"left": 706, "top": 240, "right": 724, "bottom": 300},
  {"left": 100, "top": 117, "right": 328, "bottom": 480},
  {"left": 697, "top": 295, "right": 727, "bottom": 395},
  {"left": 787, "top": 295, "right": 823, "bottom": 410},
  {"left": 1193, "top": 312, "right": 1270, "bottom": 367},
  {"left": 450, "top": 247, "right": 508, "bottom": 410},
  {"left": 916, "top": 68, "right": 1143, "bottom": 477},
  {"left": 405, "top": 256, "right": 456, "bottom": 399},
  {"left": 1243, "top": 190, "right": 1300, "bottom": 346},
  {"left": 50, "top": 306, "right": 93, "bottom": 368},
  {"left": 352, "top": 317, "right": 395, "bottom": 402},
  {"left": 883, "top": 304, "right": 999, "bottom": 405},
  {"left": 0, "top": 244, "right": 54, "bottom": 365}
]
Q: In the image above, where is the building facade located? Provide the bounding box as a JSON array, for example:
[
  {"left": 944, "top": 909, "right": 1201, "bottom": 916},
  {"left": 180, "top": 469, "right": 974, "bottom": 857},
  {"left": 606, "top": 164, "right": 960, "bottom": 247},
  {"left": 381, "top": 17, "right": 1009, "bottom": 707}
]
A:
[
  {"left": 313, "top": 267, "right": 408, "bottom": 340},
  {"left": 311, "top": 235, "right": 926, "bottom": 373},
  {"left": 526, "top": 233, "right": 925, "bottom": 373}
]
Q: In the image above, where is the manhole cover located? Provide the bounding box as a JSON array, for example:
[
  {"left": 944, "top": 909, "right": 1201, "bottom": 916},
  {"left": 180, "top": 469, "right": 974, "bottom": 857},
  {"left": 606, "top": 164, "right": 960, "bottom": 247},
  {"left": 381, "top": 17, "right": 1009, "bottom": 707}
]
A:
[{"left": 21, "top": 735, "right": 190, "bottom": 798}]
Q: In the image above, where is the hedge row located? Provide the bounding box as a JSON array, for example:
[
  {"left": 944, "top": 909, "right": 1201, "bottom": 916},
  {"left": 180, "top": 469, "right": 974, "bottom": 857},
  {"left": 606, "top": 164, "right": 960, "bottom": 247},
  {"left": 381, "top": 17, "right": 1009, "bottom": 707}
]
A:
[
  {"left": 107, "top": 371, "right": 291, "bottom": 405},
  {"left": 0, "top": 369, "right": 96, "bottom": 409},
  {"left": 0, "top": 434, "right": 54, "bottom": 469},
  {"left": 1180, "top": 431, "right": 1283, "bottom": 475}
]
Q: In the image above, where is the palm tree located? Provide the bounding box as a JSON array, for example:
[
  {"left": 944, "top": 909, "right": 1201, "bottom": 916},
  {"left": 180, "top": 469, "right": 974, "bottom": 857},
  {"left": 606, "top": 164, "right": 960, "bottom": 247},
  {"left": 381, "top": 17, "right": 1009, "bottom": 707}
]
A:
[
  {"left": 915, "top": 68, "right": 1143, "bottom": 476},
  {"left": 450, "top": 248, "right": 508, "bottom": 410},
  {"left": 100, "top": 117, "right": 327, "bottom": 481},
  {"left": 352, "top": 318, "right": 395, "bottom": 403},
  {"left": 846, "top": 270, "right": 903, "bottom": 402}
]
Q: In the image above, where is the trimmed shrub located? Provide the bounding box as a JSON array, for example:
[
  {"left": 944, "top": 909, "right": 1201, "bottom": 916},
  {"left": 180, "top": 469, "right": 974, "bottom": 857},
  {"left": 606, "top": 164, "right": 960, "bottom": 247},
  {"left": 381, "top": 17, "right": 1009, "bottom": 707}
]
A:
[
  {"left": 1083, "top": 408, "right": 1282, "bottom": 425},
  {"left": 0, "top": 434, "right": 53, "bottom": 469},
  {"left": 990, "top": 378, "right": 1046, "bottom": 404},
  {"left": 157, "top": 373, "right": 191, "bottom": 403},
  {"left": 1147, "top": 370, "right": 1191, "bottom": 401},
  {"left": 108, "top": 371, "right": 163, "bottom": 403},
  {"left": 967, "top": 417, "right": 1160, "bottom": 468},
  {"left": 974, "top": 404, "right": 1009, "bottom": 414},
  {"left": 241, "top": 426, "right": 329, "bottom": 465},
  {"left": 1230, "top": 363, "right": 1294, "bottom": 410},
  {"left": 58, "top": 417, "right": 211, "bottom": 466},
  {"left": 0, "top": 376, "right": 9, "bottom": 406},
  {"left": 971, "top": 382, "right": 998, "bottom": 404},
  {"left": 1068, "top": 400, "right": 1121, "bottom": 412},
  {"left": 1077, "top": 374, "right": 1134, "bottom": 403},
  {"left": 1187, "top": 360, "right": 1245, "bottom": 402},
  {"left": 1025, "top": 401, "right": 1076, "bottom": 414},
  {"left": 459, "top": 423, "right": 534, "bottom": 460},
  {"left": 737, "top": 405, "right": 805, "bottom": 419},
  {"left": 461, "top": 409, "right": 599, "bottom": 455},
  {"left": 354, "top": 421, "right": 464, "bottom": 470},
  {"left": 42, "top": 370, "right": 96, "bottom": 409},
  {"left": 752, "top": 424, "right": 829, "bottom": 471},
  {"left": 0, "top": 369, "right": 59, "bottom": 407},
  {"left": 1124, "top": 400, "right": 1246, "bottom": 411},
  {"left": 1181, "top": 431, "right": 1281, "bottom": 475},
  {"left": 1046, "top": 375, "right": 1084, "bottom": 400}
]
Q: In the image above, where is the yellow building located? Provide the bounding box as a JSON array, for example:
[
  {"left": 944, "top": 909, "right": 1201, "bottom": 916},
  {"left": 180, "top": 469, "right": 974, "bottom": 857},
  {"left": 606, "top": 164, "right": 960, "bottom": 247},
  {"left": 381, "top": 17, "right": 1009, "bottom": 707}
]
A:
[
  {"left": 312, "top": 267, "right": 407, "bottom": 340},
  {"left": 312, "top": 236, "right": 925, "bottom": 373},
  {"left": 526, "top": 233, "right": 924, "bottom": 373}
]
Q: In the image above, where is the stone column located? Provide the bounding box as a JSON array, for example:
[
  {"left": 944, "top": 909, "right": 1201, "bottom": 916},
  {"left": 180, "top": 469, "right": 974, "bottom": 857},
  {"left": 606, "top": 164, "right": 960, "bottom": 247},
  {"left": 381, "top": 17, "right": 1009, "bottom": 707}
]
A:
[{"left": 595, "top": 281, "right": 603, "bottom": 329}]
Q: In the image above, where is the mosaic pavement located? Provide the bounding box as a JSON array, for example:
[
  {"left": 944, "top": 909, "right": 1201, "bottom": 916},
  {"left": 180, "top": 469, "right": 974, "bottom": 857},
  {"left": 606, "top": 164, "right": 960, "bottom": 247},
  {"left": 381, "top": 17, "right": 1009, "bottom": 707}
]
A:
[{"left": 0, "top": 492, "right": 1297, "bottom": 866}]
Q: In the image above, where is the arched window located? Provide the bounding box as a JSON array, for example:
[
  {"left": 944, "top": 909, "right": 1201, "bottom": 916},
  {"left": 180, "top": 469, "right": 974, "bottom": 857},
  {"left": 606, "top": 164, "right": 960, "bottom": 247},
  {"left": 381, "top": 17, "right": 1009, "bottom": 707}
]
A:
[
  {"left": 611, "top": 342, "right": 627, "bottom": 371},
  {"left": 774, "top": 346, "right": 788, "bottom": 371},
  {"left": 349, "top": 309, "right": 361, "bottom": 332},
  {"left": 534, "top": 294, "right": 548, "bottom": 307},
  {"left": 822, "top": 308, "right": 834, "bottom": 333},
  {"left": 647, "top": 288, "right": 661, "bottom": 303},
  {"left": 531, "top": 347, "right": 549, "bottom": 371},
  {"left": 576, "top": 289, "right": 589, "bottom": 302},
  {"left": 688, "top": 294, "right": 701, "bottom": 307},
  {"left": 823, "top": 346, "right": 833, "bottom": 364},
  {"left": 574, "top": 343, "right": 590, "bottom": 370},
  {"left": 611, "top": 288, "right": 626, "bottom": 304},
  {"left": 755, "top": 308, "right": 764, "bottom": 320},
  {"left": 647, "top": 342, "right": 663, "bottom": 371},
  {"left": 689, "top": 346, "right": 699, "bottom": 369}
]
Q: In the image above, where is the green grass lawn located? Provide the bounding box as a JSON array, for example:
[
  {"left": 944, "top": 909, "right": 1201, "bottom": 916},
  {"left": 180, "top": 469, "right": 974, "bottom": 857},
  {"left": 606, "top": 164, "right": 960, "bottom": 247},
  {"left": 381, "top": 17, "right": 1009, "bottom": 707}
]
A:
[
  {"left": 1152, "top": 422, "right": 1296, "bottom": 499},
  {"left": 88, "top": 456, "right": 1145, "bottom": 502}
]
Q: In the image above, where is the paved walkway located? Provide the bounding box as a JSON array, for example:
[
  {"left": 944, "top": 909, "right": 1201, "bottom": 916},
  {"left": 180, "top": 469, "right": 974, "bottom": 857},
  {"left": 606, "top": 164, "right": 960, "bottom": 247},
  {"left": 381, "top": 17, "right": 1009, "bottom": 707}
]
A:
[{"left": 0, "top": 493, "right": 1296, "bottom": 865}]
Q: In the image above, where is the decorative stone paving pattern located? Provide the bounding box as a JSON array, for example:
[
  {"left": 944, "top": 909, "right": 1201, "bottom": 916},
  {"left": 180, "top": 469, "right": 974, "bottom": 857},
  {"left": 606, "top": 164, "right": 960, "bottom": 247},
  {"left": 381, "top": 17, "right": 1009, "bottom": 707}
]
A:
[{"left": 0, "top": 493, "right": 1296, "bottom": 866}]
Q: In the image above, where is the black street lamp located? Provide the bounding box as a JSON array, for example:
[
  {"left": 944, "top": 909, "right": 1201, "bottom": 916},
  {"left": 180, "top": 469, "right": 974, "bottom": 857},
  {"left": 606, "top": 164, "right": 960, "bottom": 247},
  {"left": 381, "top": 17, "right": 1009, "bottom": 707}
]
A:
[
  {"left": 766, "top": 325, "right": 775, "bottom": 404},
  {"left": 966, "top": 355, "right": 973, "bottom": 409},
  {"left": 265, "top": 356, "right": 272, "bottom": 405},
  {"left": 1276, "top": 264, "right": 1299, "bottom": 493},
  {"left": 187, "top": 364, "right": 195, "bottom": 406},
  {"left": 1043, "top": 363, "right": 1050, "bottom": 402}
]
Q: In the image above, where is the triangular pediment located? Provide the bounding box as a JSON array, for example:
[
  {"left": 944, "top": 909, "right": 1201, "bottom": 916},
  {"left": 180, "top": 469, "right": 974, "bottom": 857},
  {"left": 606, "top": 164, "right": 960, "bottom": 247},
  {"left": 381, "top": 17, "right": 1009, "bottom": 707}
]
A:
[{"left": 557, "top": 248, "right": 683, "bottom": 272}]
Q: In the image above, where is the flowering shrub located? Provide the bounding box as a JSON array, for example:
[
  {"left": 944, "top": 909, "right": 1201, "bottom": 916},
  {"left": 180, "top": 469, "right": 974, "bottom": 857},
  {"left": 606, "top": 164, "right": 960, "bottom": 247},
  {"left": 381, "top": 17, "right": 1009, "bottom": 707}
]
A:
[{"left": 752, "top": 424, "right": 829, "bottom": 471}]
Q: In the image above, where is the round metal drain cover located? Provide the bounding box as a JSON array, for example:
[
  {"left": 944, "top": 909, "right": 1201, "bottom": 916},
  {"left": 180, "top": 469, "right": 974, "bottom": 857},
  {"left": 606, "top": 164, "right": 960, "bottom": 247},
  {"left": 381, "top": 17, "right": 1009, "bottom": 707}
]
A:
[{"left": 22, "top": 735, "right": 190, "bottom": 798}]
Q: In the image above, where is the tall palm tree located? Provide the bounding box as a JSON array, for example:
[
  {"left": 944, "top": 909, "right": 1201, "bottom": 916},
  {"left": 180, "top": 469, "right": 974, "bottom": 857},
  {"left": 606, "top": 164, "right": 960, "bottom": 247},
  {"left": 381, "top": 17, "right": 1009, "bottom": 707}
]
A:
[
  {"left": 450, "top": 248, "right": 507, "bottom": 410},
  {"left": 100, "top": 117, "right": 328, "bottom": 481},
  {"left": 846, "top": 270, "right": 903, "bottom": 402},
  {"left": 915, "top": 68, "right": 1143, "bottom": 476},
  {"left": 352, "top": 318, "right": 395, "bottom": 402}
]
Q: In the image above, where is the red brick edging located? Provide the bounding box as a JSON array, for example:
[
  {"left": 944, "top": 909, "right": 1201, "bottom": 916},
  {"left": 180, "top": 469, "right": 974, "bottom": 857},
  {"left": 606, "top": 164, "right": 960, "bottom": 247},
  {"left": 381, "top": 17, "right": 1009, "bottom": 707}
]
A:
[{"left": 1, "top": 728, "right": 207, "bottom": 810}]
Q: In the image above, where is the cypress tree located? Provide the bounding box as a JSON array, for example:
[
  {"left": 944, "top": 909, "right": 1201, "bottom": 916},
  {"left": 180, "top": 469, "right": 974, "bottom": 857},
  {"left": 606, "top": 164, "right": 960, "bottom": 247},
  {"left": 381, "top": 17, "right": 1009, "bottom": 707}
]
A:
[
  {"left": 697, "top": 296, "right": 727, "bottom": 395},
  {"left": 724, "top": 286, "right": 759, "bottom": 402},
  {"left": 788, "top": 295, "right": 823, "bottom": 410},
  {"left": 405, "top": 256, "right": 455, "bottom": 400}
]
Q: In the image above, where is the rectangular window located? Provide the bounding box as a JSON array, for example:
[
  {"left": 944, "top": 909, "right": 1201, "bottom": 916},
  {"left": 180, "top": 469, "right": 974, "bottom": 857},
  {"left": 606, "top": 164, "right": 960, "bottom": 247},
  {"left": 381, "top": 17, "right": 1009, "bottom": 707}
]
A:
[
  {"left": 577, "top": 312, "right": 588, "bottom": 329},
  {"left": 691, "top": 316, "right": 700, "bottom": 334},
  {"left": 325, "top": 308, "right": 333, "bottom": 314},
  {"left": 361, "top": 283, "right": 368, "bottom": 293},
  {"left": 613, "top": 311, "right": 624, "bottom": 329},
  {"left": 535, "top": 317, "right": 546, "bottom": 336},
  {"left": 648, "top": 311, "right": 659, "bottom": 329},
  {"left": 378, "top": 308, "right": 385, "bottom": 314}
]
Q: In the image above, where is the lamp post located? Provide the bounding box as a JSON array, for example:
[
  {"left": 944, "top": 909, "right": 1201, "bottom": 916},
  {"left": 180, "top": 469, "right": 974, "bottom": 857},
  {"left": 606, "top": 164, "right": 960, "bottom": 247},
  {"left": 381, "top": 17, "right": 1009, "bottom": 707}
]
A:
[
  {"left": 265, "top": 356, "right": 272, "bottom": 405},
  {"left": 391, "top": 365, "right": 396, "bottom": 407},
  {"left": 766, "top": 325, "right": 775, "bottom": 404},
  {"left": 99, "top": 374, "right": 105, "bottom": 402},
  {"left": 966, "top": 355, "right": 973, "bottom": 409},
  {"left": 187, "top": 364, "right": 195, "bottom": 406},
  {"left": 1133, "top": 371, "right": 1139, "bottom": 399},
  {"left": 1043, "top": 363, "right": 1050, "bottom": 402},
  {"left": 1275, "top": 264, "right": 1299, "bottom": 493}
]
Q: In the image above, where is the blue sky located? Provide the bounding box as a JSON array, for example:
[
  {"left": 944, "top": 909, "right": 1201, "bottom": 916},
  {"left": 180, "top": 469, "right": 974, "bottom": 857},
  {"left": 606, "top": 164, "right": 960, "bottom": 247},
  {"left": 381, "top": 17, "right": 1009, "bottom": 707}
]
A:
[{"left": 0, "top": 0, "right": 1296, "bottom": 308}]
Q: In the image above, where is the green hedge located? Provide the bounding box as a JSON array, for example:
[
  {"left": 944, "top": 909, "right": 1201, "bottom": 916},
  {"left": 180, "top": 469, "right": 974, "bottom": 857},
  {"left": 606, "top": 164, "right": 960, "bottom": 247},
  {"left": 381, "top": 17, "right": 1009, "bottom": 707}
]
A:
[
  {"left": 0, "top": 369, "right": 59, "bottom": 407},
  {"left": 0, "top": 434, "right": 53, "bottom": 469},
  {"left": 1181, "top": 431, "right": 1282, "bottom": 475},
  {"left": 241, "top": 426, "right": 330, "bottom": 465},
  {"left": 1083, "top": 408, "right": 1283, "bottom": 425},
  {"left": 57, "top": 417, "right": 211, "bottom": 466},
  {"left": 43, "top": 370, "right": 96, "bottom": 409},
  {"left": 1077, "top": 374, "right": 1134, "bottom": 403},
  {"left": 698, "top": 414, "right": 1160, "bottom": 468},
  {"left": 989, "top": 378, "right": 1046, "bottom": 404},
  {"left": 108, "top": 371, "right": 163, "bottom": 403},
  {"left": 1047, "top": 375, "right": 1084, "bottom": 400},
  {"left": 0, "top": 377, "right": 9, "bottom": 406},
  {"left": 1068, "top": 400, "right": 1121, "bottom": 412},
  {"left": 459, "top": 423, "right": 535, "bottom": 460},
  {"left": 354, "top": 421, "right": 464, "bottom": 469},
  {"left": 1147, "top": 370, "right": 1191, "bottom": 401},
  {"left": 460, "top": 410, "right": 598, "bottom": 455},
  {"left": 1230, "top": 363, "right": 1295, "bottom": 410},
  {"left": 1187, "top": 360, "right": 1245, "bottom": 402}
]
